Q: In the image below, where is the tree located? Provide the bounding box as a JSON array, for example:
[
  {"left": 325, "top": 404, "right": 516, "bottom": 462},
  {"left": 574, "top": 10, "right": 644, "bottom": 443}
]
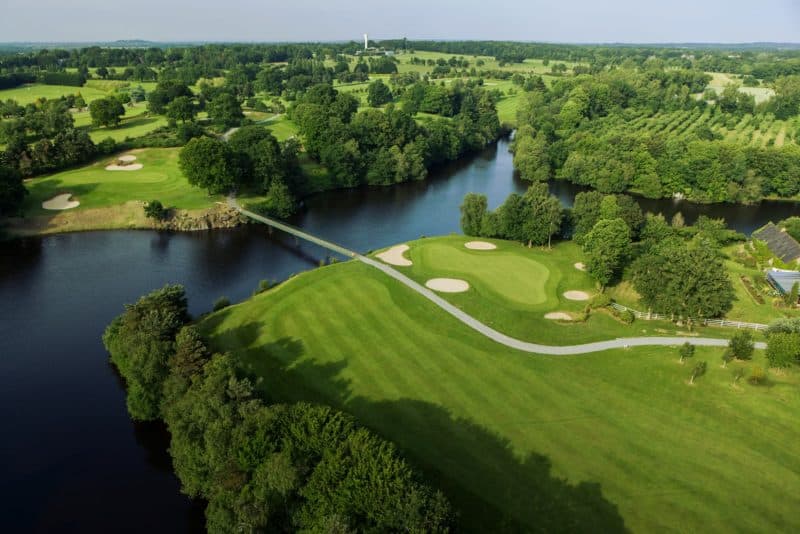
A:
[
  {"left": 728, "top": 331, "right": 754, "bottom": 360},
  {"left": 144, "top": 200, "right": 168, "bottom": 220},
  {"left": 207, "top": 93, "right": 244, "bottom": 128},
  {"left": 0, "top": 162, "right": 26, "bottom": 216},
  {"left": 147, "top": 81, "right": 192, "bottom": 114},
  {"left": 679, "top": 342, "right": 695, "bottom": 364},
  {"left": 89, "top": 96, "right": 124, "bottom": 127},
  {"left": 631, "top": 243, "right": 734, "bottom": 319},
  {"left": 689, "top": 361, "right": 706, "bottom": 384},
  {"left": 513, "top": 130, "right": 550, "bottom": 182},
  {"left": 166, "top": 96, "right": 196, "bottom": 124},
  {"left": 367, "top": 79, "right": 393, "bottom": 107},
  {"left": 102, "top": 285, "right": 189, "bottom": 420},
  {"left": 784, "top": 282, "right": 799, "bottom": 307},
  {"left": 721, "top": 349, "right": 733, "bottom": 368},
  {"left": 179, "top": 137, "right": 241, "bottom": 194},
  {"left": 582, "top": 218, "right": 631, "bottom": 287},
  {"left": 521, "top": 182, "right": 562, "bottom": 248},
  {"left": 571, "top": 191, "right": 605, "bottom": 242},
  {"left": 460, "top": 193, "right": 488, "bottom": 236},
  {"left": 778, "top": 216, "right": 800, "bottom": 242}
]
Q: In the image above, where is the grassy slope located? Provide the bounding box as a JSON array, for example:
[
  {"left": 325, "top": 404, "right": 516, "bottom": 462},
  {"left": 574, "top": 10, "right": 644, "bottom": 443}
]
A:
[
  {"left": 22, "top": 147, "right": 218, "bottom": 215},
  {"left": 200, "top": 240, "right": 800, "bottom": 533}
]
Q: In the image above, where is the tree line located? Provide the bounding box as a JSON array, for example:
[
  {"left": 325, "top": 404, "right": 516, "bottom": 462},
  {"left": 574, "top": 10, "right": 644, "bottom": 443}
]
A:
[{"left": 102, "top": 285, "right": 453, "bottom": 532}]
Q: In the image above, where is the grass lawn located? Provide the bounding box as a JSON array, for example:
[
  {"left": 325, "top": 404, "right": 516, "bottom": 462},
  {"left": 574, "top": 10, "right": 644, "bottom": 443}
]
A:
[
  {"left": 263, "top": 115, "right": 299, "bottom": 141},
  {"left": 0, "top": 83, "right": 108, "bottom": 106},
  {"left": 200, "top": 241, "right": 800, "bottom": 533},
  {"left": 85, "top": 113, "right": 168, "bottom": 143},
  {"left": 22, "top": 147, "right": 218, "bottom": 215}
]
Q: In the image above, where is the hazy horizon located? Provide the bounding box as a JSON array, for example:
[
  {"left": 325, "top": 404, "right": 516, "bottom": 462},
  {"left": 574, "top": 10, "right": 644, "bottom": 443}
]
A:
[{"left": 2, "top": 0, "right": 799, "bottom": 44}]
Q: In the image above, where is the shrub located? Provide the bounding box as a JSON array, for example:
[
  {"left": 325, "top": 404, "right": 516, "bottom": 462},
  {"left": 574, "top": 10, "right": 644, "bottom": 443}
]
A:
[
  {"left": 144, "top": 200, "right": 168, "bottom": 221},
  {"left": 589, "top": 293, "right": 612, "bottom": 309},
  {"left": 765, "top": 332, "right": 800, "bottom": 368},
  {"left": 748, "top": 366, "right": 766, "bottom": 385},
  {"left": 212, "top": 296, "right": 230, "bottom": 311},
  {"left": 254, "top": 279, "right": 274, "bottom": 295},
  {"left": 679, "top": 342, "right": 695, "bottom": 363},
  {"left": 728, "top": 331, "right": 754, "bottom": 360}
]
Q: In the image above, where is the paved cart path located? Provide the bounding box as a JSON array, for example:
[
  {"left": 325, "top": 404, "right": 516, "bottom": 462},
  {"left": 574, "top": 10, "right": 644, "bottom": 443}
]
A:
[{"left": 235, "top": 202, "right": 767, "bottom": 355}]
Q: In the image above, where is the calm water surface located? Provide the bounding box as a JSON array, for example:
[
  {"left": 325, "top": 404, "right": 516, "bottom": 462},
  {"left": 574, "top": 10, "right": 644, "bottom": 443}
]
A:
[{"left": 1, "top": 138, "right": 797, "bottom": 531}]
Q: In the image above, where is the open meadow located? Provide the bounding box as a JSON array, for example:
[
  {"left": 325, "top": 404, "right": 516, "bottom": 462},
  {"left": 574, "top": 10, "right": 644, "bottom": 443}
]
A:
[{"left": 201, "top": 236, "right": 800, "bottom": 533}]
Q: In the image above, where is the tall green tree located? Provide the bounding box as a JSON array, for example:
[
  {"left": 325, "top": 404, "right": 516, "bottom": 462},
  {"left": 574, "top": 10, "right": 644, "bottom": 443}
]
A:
[
  {"left": 102, "top": 285, "right": 189, "bottom": 420},
  {"left": 179, "top": 137, "right": 241, "bottom": 194},
  {"left": 0, "top": 162, "right": 26, "bottom": 216},
  {"left": 513, "top": 129, "right": 550, "bottom": 182},
  {"left": 631, "top": 243, "right": 735, "bottom": 318},
  {"left": 367, "top": 79, "right": 393, "bottom": 107},
  {"left": 521, "top": 182, "right": 562, "bottom": 248},
  {"left": 582, "top": 218, "right": 631, "bottom": 287},
  {"left": 89, "top": 96, "right": 125, "bottom": 127},
  {"left": 166, "top": 96, "right": 196, "bottom": 124},
  {"left": 207, "top": 92, "right": 244, "bottom": 128},
  {"left": 460, "top": 193, "right": 488, "bottom": 236}
]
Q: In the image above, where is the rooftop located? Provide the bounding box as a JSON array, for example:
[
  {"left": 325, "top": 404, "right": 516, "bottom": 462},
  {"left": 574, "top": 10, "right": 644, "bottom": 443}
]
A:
[
  {"left": 752, "top": 222, "right": 800, "bottom": 263},
  {"left": 766, "top": 269, "right": 800, "bottom": 295}
]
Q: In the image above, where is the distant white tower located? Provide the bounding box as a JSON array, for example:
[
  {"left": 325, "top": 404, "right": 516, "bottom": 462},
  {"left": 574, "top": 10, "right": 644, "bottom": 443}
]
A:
[{"left": 364, "top": 33, "right": 368, "bottom": 50}]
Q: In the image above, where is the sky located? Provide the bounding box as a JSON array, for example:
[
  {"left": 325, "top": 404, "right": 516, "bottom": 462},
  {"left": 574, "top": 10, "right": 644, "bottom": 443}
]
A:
[{"left": 1, "top": 0, "right": 799, "bottom": 44}]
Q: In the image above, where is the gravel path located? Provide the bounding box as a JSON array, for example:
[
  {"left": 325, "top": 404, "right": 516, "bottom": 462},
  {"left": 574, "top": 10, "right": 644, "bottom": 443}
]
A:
[{"left": 235, "top": 202, "right": 767, "bottom": 355}]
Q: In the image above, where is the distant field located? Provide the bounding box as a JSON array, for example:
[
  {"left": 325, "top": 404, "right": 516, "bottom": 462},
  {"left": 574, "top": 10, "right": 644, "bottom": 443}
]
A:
[
  {"left": 201, "top": 235, "right": 800, "bottom": 533},
  {"left": 22, "top": 147, "right": 217, "bottom": 216},
  {"left": 0, "top": 83, "right": 108, "bottom": 105},
  {"left": 705, "top": 71, "right": 775, "bottom": 104}
]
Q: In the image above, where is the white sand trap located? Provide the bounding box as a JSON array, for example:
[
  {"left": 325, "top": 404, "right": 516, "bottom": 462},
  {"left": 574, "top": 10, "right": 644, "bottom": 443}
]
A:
[
  {"left": 574, "top": 262, "right": 586, "bottom": 271},
  {"left": 106, "top": 163, "right": 143, "bottom": 171},
  {"left": 563, "top": 290, "right": 591, "bottom": 301},
  {"left": 376, "top": 244, "right": 412, "bottom": 266},
  {"left": 42, "top": 193, "right": 79, "bottom": 210},
  {"left": 118, "top": 155, "right": 137, "bottom": 162},
  {"left": 545, "top": 312, "right": 573, "bottom": 321},
  {"left": 465, "top": 241, "right": 497, "bottom": 250},
  {"left": 425, "top": 278, "right": 470, "bottom": 293}
]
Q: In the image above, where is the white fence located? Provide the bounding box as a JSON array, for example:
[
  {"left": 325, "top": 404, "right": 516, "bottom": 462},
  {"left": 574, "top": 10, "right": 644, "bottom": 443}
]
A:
[{"left": 610, "top": 303, "right": 767, "bottom": 331}]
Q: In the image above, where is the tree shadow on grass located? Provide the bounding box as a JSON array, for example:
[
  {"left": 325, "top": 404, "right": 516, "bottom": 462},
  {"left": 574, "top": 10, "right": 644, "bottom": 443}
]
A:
[{"left": 221, "top": 327, "right": 629, "bottom": 533}]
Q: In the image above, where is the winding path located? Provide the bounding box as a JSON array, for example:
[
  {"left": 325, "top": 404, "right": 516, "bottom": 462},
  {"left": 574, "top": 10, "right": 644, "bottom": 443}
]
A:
[{"left": 235, "top": 203, "right": 766, "bottom": 355}]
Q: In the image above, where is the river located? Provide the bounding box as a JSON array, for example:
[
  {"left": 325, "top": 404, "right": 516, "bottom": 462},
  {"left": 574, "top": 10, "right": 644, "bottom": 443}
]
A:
[{"left": 0, "top": 137, "right": 797, "bottom": 532}]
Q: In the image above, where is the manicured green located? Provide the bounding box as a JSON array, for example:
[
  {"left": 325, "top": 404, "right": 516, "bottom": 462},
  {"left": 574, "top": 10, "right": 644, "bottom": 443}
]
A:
[
  {"left": 200, "top": 238, "right": 800, "bottom": 533},
  {"left": 22, "top": 147, "right": 219, "bottom": 215}
]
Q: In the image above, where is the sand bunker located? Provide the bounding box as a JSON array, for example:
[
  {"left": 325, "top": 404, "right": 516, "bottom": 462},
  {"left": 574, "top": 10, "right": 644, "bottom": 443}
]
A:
[
  {"left": 425, "top": 278, "right": 470, "bottom": 293},
  {"left": 464, "top": 241, "right": 497, "bottom": 250},
  {"left": 545, "top": 312, "right": 573, "bottom": 321},
  {"left": 106, "top": 163, "right": 143, "bottom": 171},
  {"left": 563, "top": 290, "right": 591, "bottom": 301},
  {"left": 574, "top": 262, "right": 586, "bottom": 271},
  {"left": 42, "top": 193, "right": 79, "bottom": 210},
  {"left": 376, "top": 244, "right": 412, "bottom": 266},
  {"left": 106, "top": 154, "right": 142, "bottom": 171}
]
